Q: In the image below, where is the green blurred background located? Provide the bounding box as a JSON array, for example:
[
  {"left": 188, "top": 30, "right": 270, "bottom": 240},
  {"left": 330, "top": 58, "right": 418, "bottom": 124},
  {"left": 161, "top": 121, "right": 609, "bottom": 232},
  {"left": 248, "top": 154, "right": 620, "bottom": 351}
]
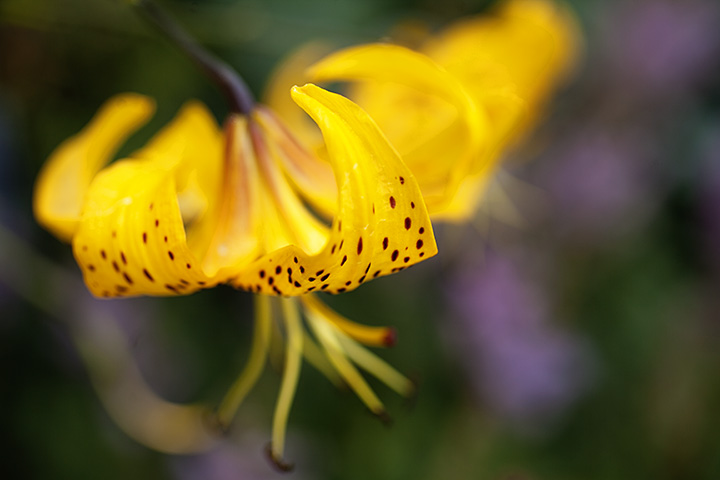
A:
[{"left": 1, "top": 0, "right": 720, "bottom": 479}]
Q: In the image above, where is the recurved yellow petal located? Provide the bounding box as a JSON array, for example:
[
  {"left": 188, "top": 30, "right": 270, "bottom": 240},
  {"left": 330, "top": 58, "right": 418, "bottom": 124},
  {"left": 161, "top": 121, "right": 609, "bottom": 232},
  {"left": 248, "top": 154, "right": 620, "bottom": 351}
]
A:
[
  {"left": 263, "top": 42, "right": 331, "bottom": 148},
  {"left": 308, "top": 44, "right": 485, "bottom": 215},
  {"left": 231, "top": 84, "right": 437, "bottom": 296},
  {"left": 424, "top": 0, "right": 579, "bottom": 118},
  {"left": 71, "top": 102, "right": 225, "bottom": 298},
  {"left": 72, "top": 159, "right": 213, "bottom": 298},
  {"left": 34, "top": 94, "right": 155, "bottom": 242}
]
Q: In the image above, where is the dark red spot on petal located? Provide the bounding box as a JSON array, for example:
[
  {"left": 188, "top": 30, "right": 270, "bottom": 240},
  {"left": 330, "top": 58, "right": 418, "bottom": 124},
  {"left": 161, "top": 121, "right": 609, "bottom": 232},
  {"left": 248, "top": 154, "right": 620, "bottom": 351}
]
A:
[
  {"left": 416, "top": 239, "right": 423, "bottom": 249},
  {"left": 404, "top": 217, "right": 412, "bottom": 230},
  {"left": 345, "top": 280, "right": 352, "bottom": 286},
  {"left": 391, "top": 250, "right": 399, "bottom": 262},
  {"left": 275, "top": 266, "right": 282, "bottom": 275},
  {"left": 357, "top": 237, "right": 363, "bottom": 255},
  {"left": 100, "top": 250, "right": 107, "bottom": 260},
  {"left": 186, "top": 263, "right": 191, "bottom": 269},
  {"left": 112, "top": 261, "right": 120, "bottom": 272},
  {"left": 142, "top": 232, "right": 147, "bottom": 243},
  {"left": 383, "top": 237, "right": 389, "bottom": 250},
  {"left": 399, "top": 176, "right": 405, "bottom": 184},
  {"left": 341, "top": 255, "right": 347, "bottom": 266},
  {"left": 316, "top": 269, "right": 324, "bottom": 276},
  {"left": 389, "top": 196, "right": 396, "bottom": 208},
  {"left": 123, "top": 272, "right": 133, "bottom": 284},
  {"left": 120, "top": 251, "right": 127, "bottom": 265},
  {"left": 143, "top": 269, "right": 155, "bottom": 282},
  {"left": 358, "top": 275, "right": 366, "bottom": 284},
  {"left": 155, "top": 219, "right": 160, "bottom": 227},
  {"left": 337, "top": 288, "right": 346, "bottom": 293},
  {"left": 419, "top": 252, "right": 425, "bottom": 257},
  {"left": 320, "top": 273, "right": 330, "bottom": 282},
  {"left": 168, "top": 251, "right": 175, "bottom": 260},
  {"left": 268, "top": 277, "right": 274, "bottom": 285},
  {"left": 419, "top": 227, "right": 425, "bottom": 234},
  {"left": 87, "top": 264, "right": 95, "bottom": 272},
  {"left": 294, "top": 281, "right": 301, "bottom": 287},
  {"left": 373, "top": 270, "right": 381, "bottom": 278},
  {"left": 404, "top": 256, "right": 410, "bottom": 263}
]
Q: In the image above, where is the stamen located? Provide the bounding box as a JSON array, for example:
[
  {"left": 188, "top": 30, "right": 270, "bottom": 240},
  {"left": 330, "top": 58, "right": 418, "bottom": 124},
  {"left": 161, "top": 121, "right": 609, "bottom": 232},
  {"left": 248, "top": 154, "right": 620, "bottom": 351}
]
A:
[
  {"left": 302, "top": 295, "right": 397, "bottom": 347},
  {"left": 269, "top": 297, "right": 303, "bottom": 469},
  {"left": 336, "top": 331, "right": 415, "bottom": 397},
  {"left": 306, "top": 307, "right": 387, "bottom": 419},
  {"left": 215, "top": 295, "right": 271, "bottom": 428},
  {"left": 302, "top": 332, "right": 345, "bottom": 388}
]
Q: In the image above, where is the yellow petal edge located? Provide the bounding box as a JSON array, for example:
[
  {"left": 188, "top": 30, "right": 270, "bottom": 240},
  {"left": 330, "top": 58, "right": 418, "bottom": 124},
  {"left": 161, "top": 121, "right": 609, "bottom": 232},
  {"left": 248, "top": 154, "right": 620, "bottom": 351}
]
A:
[{"left": 34, "top": 94, "right": 155, "bottom": 242}]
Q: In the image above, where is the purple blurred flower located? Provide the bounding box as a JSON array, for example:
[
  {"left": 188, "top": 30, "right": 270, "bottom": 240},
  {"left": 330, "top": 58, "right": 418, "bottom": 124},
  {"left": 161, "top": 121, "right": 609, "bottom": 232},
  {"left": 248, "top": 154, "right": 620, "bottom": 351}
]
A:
[
  {"left": 607, "top": 0, "right": 720, "bottom": 98},
  {"left": 447, "top": 252, "right": 593, "bottom": 430},
  {"left": 537, "top": 126, "right": 661, "bottom": 243}
]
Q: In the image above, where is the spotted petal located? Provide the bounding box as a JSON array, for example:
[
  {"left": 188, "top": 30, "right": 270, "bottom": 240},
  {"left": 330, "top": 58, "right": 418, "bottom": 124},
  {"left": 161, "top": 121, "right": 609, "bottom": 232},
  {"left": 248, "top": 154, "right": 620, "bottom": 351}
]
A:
[
  {"left": 72, "top": 102, "right": 224, "bottom": 298},
  {"left": 307, "top": 44, "right": 485, "bottom": 214},
  {"left": 34, "top": 94, "right": 155, "bottom": 242},
  {"left": 231, "top": 84, "right": 437, "bottom": 295}
]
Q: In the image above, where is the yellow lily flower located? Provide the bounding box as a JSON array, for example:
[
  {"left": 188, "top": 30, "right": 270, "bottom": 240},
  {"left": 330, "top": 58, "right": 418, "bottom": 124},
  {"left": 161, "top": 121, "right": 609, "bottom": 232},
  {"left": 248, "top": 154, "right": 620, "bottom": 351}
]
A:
[
  {"left": 264, "top": 0, "right": 580, "bottom": 221},
  {"left": 33, "top": 84, "right": 436, "bottom": 466}
]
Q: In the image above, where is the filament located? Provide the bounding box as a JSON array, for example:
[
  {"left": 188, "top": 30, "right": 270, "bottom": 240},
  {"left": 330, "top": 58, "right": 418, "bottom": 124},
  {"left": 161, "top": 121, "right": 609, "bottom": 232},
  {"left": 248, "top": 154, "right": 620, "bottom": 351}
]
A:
[
  {"left": 336, "top": 331, "right": 415, "bottom": 397},
  {"left": 215, "top": 295, "right": 271, "bottom": 428},
  {"left": 302, "top": 295, "right": 397, "bottom": 347},
  {"left": 306, "top": 307, "right": 386, "bottom": 417},
  {"left": 269, "top": 297, "right": 304, "bottom": 469},
  {"left": 302, "top": 332, "right": 345, "bottom": 388}
]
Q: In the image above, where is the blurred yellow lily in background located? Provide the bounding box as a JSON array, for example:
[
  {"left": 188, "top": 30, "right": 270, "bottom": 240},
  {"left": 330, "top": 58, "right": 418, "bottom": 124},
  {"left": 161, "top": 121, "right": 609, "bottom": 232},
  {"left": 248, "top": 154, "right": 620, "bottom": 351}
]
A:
[
  {"left": 33, "top": 84, "right": 435, "bottom": 466},
  {"left": 265, "top": 0, "right": 580, "bottom": 221}
]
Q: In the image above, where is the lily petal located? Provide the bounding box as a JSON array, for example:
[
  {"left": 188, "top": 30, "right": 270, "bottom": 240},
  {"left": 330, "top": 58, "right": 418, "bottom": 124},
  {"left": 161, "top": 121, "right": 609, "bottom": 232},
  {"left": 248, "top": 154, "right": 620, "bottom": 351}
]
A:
[
  {"left": 34, "top": 94, "right": 155, "bottom": 242},
  {"left": 307, "top": 44, "right": 485, "bottom": 214},
  {"left": 423, "top": 0, "right": 580, "bottom": 125},
  {"left": 71, "top": 103, "right": 223, "bottom": 298},
  {"left": 231, "top": 84, "right": 437, "bottom": 296}
]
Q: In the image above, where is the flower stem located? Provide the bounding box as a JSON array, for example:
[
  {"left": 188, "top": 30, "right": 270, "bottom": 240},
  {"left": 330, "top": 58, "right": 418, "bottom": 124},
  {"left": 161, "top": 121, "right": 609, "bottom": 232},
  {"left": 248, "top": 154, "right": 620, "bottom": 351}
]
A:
[{"left": 132, "top": 0, "right": 255, "bottom": 114}]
